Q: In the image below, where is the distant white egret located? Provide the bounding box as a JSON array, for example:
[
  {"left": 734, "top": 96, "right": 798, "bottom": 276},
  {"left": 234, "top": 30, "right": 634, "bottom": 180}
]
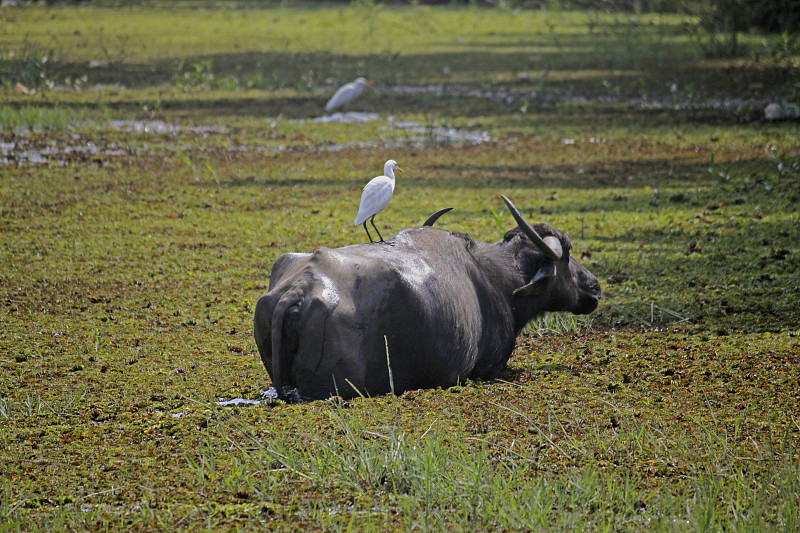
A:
[
  {"left": 325, "top": 77, "right": 371, "bottom": 112},
  {"left": 354, "top": 159, "right": 403, "bottom": 245}
]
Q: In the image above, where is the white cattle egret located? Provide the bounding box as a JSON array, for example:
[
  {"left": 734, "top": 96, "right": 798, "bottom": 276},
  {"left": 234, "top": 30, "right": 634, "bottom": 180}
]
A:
[
  {"left": 354, "top": 159, "right": 403, "bottom": 245},
  {"left": 325, "top": 77, "right": 371, "bottom": 112}
]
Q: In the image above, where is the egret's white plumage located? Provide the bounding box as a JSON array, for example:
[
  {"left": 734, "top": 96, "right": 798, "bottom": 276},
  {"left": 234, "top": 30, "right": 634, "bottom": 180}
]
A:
[
  {"left": 325, "top": 77, "right": 371, "bottom": 112},
  {"left": 354, "top": 159, "right": 403, "bottom": 244}
]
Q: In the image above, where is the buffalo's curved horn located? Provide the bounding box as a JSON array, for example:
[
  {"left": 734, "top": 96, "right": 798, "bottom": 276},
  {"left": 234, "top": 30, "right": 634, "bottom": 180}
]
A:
[
  {"left": 423, "top": 207, "right": 453, "bottom": 227},
  {"left": 500, "top": 195, "right": 562, "bottom": 261}
]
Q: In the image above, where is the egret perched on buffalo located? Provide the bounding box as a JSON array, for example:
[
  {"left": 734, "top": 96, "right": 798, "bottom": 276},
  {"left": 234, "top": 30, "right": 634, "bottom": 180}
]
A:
[
  {"left": 325, "top": 77, "right": 372, "bottom": 112},
  {"left": 354, "top": 159, "right": 403, "bottom": 245}
]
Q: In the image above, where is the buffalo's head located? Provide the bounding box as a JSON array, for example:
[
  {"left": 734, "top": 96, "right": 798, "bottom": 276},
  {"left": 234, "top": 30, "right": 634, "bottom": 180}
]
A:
[{"left": 497, "top": 195, "right": 601, "bottom": 327}]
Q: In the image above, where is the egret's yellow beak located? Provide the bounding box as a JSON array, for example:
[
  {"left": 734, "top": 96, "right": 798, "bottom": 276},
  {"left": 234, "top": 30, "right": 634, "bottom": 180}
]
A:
[{"left": 397, "top": 167, "right": 404, "bottom": 173}]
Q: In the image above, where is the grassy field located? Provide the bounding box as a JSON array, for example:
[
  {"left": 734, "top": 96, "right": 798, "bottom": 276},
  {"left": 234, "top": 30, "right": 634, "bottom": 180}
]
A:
[{"left": 2, "top": 1, "right": 800, "bottom": 531}]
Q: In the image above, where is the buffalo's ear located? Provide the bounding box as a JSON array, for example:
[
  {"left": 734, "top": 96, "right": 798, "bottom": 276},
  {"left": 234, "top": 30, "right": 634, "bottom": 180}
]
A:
[{"left": 513, "top": 261, "right": 556, "bottom": 297}]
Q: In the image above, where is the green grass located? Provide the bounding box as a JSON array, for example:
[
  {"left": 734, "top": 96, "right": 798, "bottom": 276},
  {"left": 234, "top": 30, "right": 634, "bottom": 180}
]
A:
[
  {"left": 1, "top": 2, "right": 800, "bottom": 531},
  {"left": 0, "top": 104, "right": 94, "bottom": 132},
  {"left": 206, "top": 392, "right": 800, "bottom": 531}
]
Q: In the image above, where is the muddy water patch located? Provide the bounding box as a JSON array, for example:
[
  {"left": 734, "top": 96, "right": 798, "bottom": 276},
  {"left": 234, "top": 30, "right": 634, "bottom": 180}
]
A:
[{"left": 0, "top": 137, "right": 129, "bottom": 166}]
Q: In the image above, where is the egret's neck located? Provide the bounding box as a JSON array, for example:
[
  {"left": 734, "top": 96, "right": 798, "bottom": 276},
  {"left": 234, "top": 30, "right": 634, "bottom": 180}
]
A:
[{"left": 384, "top": 168, "right": 396, "bottom": 180}]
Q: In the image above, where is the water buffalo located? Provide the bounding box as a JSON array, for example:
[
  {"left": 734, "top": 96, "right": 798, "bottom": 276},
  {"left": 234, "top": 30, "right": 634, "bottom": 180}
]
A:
[{"left": 254, "top": 196, "right": 600, "bottom": 400}]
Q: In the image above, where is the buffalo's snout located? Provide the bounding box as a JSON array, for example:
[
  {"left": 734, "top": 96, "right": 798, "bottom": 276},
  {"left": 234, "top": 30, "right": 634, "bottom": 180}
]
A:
[{"left": 568, "top": 257, "right": 601, "bottom": 315}]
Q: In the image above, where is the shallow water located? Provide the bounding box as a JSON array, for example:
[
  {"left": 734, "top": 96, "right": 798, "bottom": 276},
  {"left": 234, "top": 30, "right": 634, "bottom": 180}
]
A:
[
  {"left": 107, "top": 120, "right": 229, "bottom": 135},
  {"left": 215, "top": 386, "right": 304, "bottom": 407},
  {"left": 1, "top": 88, "right": 772, "bottom": 166},
  {"left": 0, "top": 138, "right": 128, "bottom": 166},
  {"left": 305, "top": 112, "right": 491, "bottom": 147},
  {"left": 215, "top": 398, "right": 265, "bottom": 407},
  {"left": 385, "top": 118, "right": 492, "bottom": 147},
  {"left": 1, "top": 114, "right": 490, "bottom": 165},
  {"left": 382, "top": 83, "right": 772, "bottom": 112},
  {"left": 310, "top": 111, "right": 381, "bottom": 124},
  {"left": 0, "top": 119, "right": 224, "bottom": 165}
]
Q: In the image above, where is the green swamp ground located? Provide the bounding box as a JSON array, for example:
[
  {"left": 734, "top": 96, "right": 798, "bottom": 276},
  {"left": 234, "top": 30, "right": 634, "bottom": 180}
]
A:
[{"left": 1, "top": 2, "right": 800, "bottom": 531}]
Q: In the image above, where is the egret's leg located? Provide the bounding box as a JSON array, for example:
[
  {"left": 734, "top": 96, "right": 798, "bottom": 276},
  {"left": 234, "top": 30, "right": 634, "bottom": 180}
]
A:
[
  {"left": 371, "top": 216, "right": 394, "bottom": 246},
  {"left": 362, "top": 221, "right": 375, "bottom": 243}
]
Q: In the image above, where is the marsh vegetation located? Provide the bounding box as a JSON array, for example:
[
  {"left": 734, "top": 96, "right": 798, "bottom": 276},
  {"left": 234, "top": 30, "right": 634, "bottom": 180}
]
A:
[{"left": 1, "top": 1, "right": 799, "bottom": 530}]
